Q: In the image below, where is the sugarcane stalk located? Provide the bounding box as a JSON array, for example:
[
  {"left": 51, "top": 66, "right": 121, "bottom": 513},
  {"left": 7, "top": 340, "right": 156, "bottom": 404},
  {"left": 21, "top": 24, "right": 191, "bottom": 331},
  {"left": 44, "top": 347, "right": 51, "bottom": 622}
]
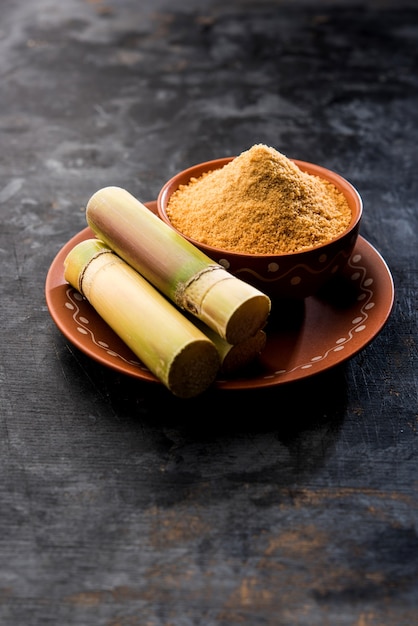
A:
[
  {"left": 85, "top": 186, "right": 271, "bottom": 345},
  {"left": 64, "top": 238, "right": 221, "bottom": 399},
  {"left": 198, "top": 325, "right": 267, "bottom": 375}
]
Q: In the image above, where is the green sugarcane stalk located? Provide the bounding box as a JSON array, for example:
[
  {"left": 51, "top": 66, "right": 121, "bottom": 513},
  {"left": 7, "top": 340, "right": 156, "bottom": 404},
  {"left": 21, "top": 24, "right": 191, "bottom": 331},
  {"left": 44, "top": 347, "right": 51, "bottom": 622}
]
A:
[{"left": 85, "top": 186, "right": 271, "bottom": 345}]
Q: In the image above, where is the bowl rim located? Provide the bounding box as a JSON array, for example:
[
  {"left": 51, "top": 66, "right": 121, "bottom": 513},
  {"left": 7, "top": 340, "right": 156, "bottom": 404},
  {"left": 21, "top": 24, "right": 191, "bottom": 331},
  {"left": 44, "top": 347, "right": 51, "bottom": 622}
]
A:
[{"left": 157, "top": 156, "right": 363, "bottom": 259}]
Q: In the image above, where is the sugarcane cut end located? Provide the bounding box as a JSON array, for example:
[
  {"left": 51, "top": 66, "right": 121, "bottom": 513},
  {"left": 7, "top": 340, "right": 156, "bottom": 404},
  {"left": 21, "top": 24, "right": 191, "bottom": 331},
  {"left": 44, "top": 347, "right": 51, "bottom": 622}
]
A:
[
  {"left": 199, "top": 277, "right": 271, "bottom": 345},
  {"left": 167, "top": 339, "right": 221, "bottom": 398},
  {"left": 221, "top": 329, "right": 267, "bottom": 375},
  {"left": 225, "top": 293, "right": 271, "bottom": 345}
]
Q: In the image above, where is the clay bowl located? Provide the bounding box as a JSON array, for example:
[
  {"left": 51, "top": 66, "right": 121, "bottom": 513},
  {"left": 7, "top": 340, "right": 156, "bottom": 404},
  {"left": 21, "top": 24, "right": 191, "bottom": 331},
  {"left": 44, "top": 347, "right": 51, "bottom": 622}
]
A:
[{"left": 157, "top": 157, "right": 363, "bottom": 300}]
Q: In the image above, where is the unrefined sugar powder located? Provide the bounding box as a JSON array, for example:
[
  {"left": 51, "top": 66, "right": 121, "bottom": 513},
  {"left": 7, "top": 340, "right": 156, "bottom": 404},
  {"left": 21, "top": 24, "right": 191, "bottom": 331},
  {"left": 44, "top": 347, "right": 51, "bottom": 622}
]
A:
[{"left": 166, "top": 144, "right": 352, "bottom": 255}]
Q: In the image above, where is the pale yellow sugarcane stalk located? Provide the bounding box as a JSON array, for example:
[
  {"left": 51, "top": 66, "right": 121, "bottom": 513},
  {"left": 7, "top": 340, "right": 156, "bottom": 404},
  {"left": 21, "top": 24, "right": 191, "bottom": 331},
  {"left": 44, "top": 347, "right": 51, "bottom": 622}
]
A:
[
  {"left": 85, "top": 186, "right": 271, "bottom": 345},
  {"left": 64, "top": 238, "right": 221, "bottom": 399}
]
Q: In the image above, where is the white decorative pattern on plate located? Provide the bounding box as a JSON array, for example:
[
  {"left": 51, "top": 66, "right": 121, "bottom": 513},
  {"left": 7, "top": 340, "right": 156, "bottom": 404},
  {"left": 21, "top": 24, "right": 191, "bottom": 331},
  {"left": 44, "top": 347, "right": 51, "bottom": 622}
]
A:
[
  {"left": 270, "top": 251, "right": 375, "bottom": 377},
  {"left": 64, "top": 251, "right": 371, "bottom": 377},
  {"left": 64, "top": 289, "right": 145, "bottom": 369}
]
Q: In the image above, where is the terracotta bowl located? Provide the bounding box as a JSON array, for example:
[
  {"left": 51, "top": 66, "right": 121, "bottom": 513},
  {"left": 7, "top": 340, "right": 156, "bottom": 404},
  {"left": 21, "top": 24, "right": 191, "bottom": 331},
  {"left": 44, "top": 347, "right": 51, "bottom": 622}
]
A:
[{"left": 157, "top": 157, "right": 363, "bottom": 300}]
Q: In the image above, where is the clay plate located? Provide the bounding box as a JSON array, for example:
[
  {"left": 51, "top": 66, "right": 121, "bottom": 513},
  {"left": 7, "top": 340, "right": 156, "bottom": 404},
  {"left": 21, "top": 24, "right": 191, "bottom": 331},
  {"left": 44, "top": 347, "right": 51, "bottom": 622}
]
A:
[{"left": 45, "top": 201, "right": 394, "bottom": 390}]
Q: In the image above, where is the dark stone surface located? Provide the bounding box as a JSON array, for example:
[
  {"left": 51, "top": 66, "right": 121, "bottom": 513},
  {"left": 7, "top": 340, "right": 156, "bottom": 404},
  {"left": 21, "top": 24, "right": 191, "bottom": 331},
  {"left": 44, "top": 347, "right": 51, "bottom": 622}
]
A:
[{"left": 0, "top": 1, "right": 417, "bottom": 624}]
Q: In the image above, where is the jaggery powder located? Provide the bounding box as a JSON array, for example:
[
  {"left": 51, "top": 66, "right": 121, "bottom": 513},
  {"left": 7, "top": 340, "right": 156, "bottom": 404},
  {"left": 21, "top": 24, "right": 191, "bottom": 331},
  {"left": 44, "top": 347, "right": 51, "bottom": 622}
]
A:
[{"left": 166, "top": 144, "right": 352, "bottom": 254}]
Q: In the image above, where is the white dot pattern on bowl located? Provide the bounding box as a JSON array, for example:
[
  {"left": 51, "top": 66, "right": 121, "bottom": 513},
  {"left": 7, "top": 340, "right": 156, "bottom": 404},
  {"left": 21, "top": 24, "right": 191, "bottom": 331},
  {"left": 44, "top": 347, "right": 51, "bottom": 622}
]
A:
[{"left": 231, "top": 247, "right": 351, "bottom": 290}]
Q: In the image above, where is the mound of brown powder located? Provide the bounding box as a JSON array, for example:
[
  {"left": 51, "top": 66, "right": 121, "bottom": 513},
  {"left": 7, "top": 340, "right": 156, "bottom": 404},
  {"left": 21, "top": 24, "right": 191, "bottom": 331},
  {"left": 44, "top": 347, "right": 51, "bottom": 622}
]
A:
[{"left": 166, "top": 144, "right": 352, "bottom": 255}]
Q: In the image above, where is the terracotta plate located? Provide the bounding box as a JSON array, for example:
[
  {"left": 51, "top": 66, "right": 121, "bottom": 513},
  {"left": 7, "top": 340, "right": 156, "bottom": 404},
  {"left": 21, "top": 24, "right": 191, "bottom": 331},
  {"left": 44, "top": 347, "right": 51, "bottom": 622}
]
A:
[{"left": 45, "top": 201, "right": 394, "bottom": 390}]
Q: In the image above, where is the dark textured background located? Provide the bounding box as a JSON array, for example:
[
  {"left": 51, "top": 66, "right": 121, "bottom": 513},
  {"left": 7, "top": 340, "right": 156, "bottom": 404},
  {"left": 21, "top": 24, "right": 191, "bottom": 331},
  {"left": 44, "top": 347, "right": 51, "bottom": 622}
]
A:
[{"left": 0, "top": 1, "right": 417, "bottom": 624}]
